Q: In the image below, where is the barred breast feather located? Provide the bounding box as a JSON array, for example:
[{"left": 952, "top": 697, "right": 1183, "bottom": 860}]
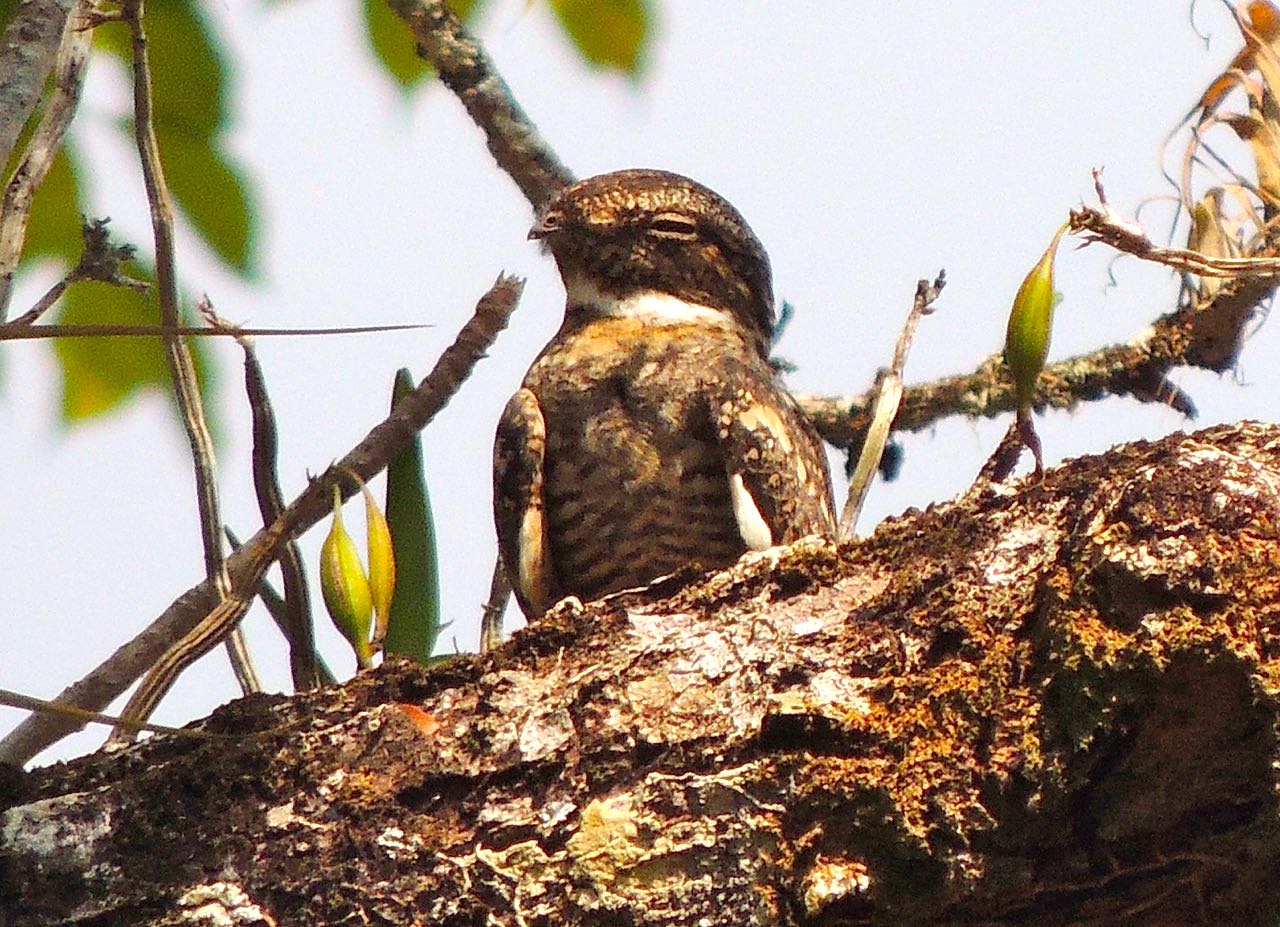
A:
[{"left": 494, "top": 315, "right": 834, "bottom": 617}]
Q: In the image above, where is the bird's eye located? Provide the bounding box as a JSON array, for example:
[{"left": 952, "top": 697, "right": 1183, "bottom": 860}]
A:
[
  {"left": 648, "top": 213, "right": 699, "bottom": 240},
  {"left": 529, "top": 209, "right": 565, "bottom": 240}
]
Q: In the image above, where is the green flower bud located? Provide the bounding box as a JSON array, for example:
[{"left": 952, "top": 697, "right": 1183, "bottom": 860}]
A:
[
  {"left": 360, "top": 479, "right": 396, "bottom": 649},
  {"left": 320, "top": 485, "right": 373, "bottom": 670},
  {"left": 1004, "top": 221, "right": 1069, "bottom": 415}
]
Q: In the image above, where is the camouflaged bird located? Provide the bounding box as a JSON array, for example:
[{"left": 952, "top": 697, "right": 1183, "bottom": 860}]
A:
[{"left": 494, "top": 169, "right": 836, "bottom": 618}]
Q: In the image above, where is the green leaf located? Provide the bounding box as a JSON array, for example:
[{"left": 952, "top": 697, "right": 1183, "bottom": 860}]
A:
[
  {"left": 548, "top": 0, "right": 650, "bottom": 75},
  {"left": 55, "top": 273, "right": 168, "bottom": 420},
  {"left": 364, "top": 0, "right": 431, "bottom": 88},
  {"left": 24, "top": 146, "right": 83, "bottom": 263},
  {"left": 54, "top": 265, "right": 216, "bottom": 424},
  {"left": 95, "top": 0, "right": 226, "bottom": 137},
  {"left": 363, "top": 0, "right": 482, "bottom": 89},
  {"left": 95, "top": 1, "right": 256, "bottom": 278},
  {"left": 157, "top": 130, "right": 256, "bottom": 275},
  {"left": 383, "top": 367, "right": 442, "bottom": 663}
]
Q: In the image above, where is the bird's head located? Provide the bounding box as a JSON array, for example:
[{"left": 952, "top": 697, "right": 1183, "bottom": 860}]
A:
[{"left": 529, "top": 169, "right": 775, "bottom": 353}]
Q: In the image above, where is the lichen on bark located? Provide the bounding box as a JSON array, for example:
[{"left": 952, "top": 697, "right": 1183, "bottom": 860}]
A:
[{"left": 4, "top": 421, "right": 1280, "bottom": 926}]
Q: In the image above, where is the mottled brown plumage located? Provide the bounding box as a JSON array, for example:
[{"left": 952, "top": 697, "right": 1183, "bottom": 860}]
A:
[{"left": 495, "top": 169, "right": 834, "bottom": 618}]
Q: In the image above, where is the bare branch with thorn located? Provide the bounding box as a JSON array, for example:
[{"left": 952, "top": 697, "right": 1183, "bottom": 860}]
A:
[{"left": 0, "top": 274, "right": 524, "bottom": 764}]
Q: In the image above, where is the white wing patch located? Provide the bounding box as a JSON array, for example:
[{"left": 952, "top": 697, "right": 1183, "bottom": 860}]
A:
[
  {"left": 517, "top": 503, "right": 548, "bottom": 616},
  {"left": 729, "top": 472, "right": 773, "bottom": 551}
]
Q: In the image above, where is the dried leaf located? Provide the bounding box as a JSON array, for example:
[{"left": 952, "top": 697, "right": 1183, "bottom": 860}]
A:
[
  {"left": 1196, "top": 1, "right": 1280, "bottom": 114},
  {"left": 1223, "top": 112, "right": 1280, "bottom": 207},
  {"left": 1186, "top": 188, "right": 1238, "bottom": 300}
]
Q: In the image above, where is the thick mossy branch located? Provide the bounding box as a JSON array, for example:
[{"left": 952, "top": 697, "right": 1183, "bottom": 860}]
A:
[{"left": 4, "top": 422, "right": 1280, "bottom": 925}]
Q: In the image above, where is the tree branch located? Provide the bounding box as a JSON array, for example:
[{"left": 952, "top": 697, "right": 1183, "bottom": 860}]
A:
[
  {"left": 0, "top": 0, "right": 91, "bottom": 320},
  {"left": 387, "top": 0, "right": 574, "bottom": 210},
  {"left": 0, "top": 0, "right": 76, "bottom": 171},
  {"left": 797, "top": 260, "right": 1264, "bottom": 458},
  {"left": 7, "top": 421, "right": 1280, "bottom": 924}
]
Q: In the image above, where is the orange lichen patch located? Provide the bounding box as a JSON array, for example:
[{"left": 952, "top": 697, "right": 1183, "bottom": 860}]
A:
[{"left": 394, "top": 703, "right": 440, "bottom": 737}]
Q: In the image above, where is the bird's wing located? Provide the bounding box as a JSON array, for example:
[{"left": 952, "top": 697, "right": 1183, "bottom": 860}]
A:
[
  {"left": 706, "top": 361, "right": 837, "bottom": 549},
  {"left": 493, "top": 387, "right": 557, "bottom": 617}
]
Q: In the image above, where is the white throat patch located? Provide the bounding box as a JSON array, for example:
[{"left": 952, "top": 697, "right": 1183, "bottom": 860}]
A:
[{"left": 564, "top": 278, "right": 728, "bottom": 326}]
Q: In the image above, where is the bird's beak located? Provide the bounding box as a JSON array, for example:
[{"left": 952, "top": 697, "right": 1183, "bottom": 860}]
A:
[{"left": 528, "top": 208, "right": 562, "bottom": 241}]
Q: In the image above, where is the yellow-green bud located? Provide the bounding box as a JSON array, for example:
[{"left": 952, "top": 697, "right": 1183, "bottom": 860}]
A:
[
  {"left": 360, "top": 479, "right": 396, "bottom": 649},
  {"left": 320, "top": 485, "right": 373, "bottom": 670},
  {"left": 1004, "top": 221, "right": 1069, "bottom": 416}
]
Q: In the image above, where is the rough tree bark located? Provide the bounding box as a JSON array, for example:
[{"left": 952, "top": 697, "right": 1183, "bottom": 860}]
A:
[{"left": 3, "top": 420, "right": 1280, "bottom": 926}]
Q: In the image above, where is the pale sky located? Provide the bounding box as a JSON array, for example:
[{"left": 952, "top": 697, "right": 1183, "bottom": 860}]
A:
[{"left": 3, "top": 2, "right": 1272, "bottom": 764}]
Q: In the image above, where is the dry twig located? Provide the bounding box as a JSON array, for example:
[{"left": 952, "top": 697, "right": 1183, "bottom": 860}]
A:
[
  {"left": 0, "top": 321, "right": 426, "bottom": 339},
  {"left": 4, "top": 219, "right": 143, "bottom": 326},
  {"left": 479, "top": 553, "right": 512, "bottom": 653},
  {"left": 121, "top": 0, "right": 258, "bottom": 709},
  {"left": 200, "top": 300, "right": 322, "bottom": 691},
  {"left": 0, "top": 687, "right": 224, "bottom": 740},
  {"left": 838, "top": 272, "right": 944, "bottom": 537},
  {"left": 1070, "top": 201, "right": 1280, "bottom": 277}
]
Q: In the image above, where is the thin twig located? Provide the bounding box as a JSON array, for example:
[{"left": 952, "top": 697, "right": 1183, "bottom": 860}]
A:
[
  {"left": 122, "top": 0, "right": 256, "bottom": 708},
  {"left": 0, "top": 0, "right": 93, "bottom": 320},
  {"left": 387, "top": 0, "right": 574, "bottom": 210},
  {"left": 1070, "top": 198, "right": 1280, "bottom": 278},
  {"left": 6, "top": 218, "right": 143, "bottom": 327},
  {"left": 225, "top": 526, "right": 337, "bottom": 686},
  {"left": 201, "top": 299, "right": 322, "bottom": 691},
  {"left": 838, "top": 272, "right": 944, "bottom": 538},
  {"left": 479, "top": 552, "right": 512, "bottom": 653},
  {"left": 0, "top": 687, "right": 230, "bottom": 740},
  {"left": 0, "top": 274, "right": 524, "bottom": 763},
  {"left": 0, "top": 321, "right": 428, "bottom": 339}
]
